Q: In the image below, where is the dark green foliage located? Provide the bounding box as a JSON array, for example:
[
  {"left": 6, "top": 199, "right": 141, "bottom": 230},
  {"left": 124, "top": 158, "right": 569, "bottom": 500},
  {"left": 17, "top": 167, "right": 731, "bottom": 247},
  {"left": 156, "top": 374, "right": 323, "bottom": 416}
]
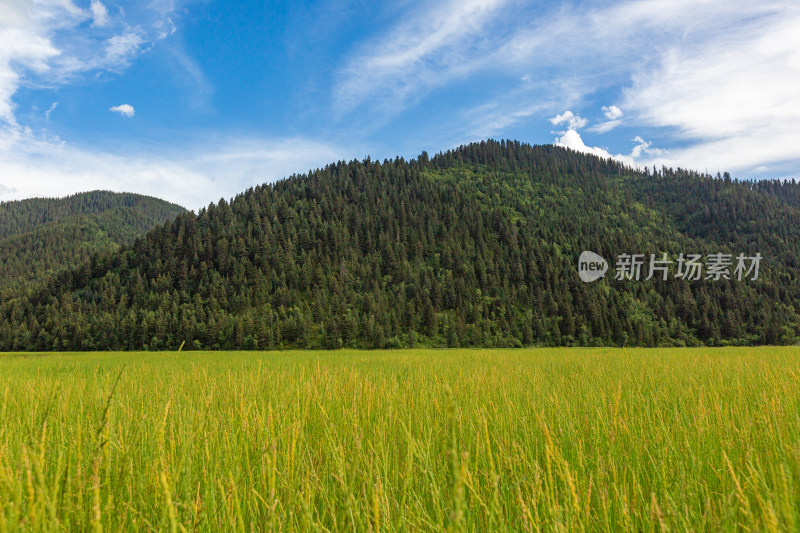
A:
[
  {"left": 1, "top": 141, "right": 799, "bottom": 351},
  {"left": 0, "top": 191, "right": 186, "bottom": 295}
]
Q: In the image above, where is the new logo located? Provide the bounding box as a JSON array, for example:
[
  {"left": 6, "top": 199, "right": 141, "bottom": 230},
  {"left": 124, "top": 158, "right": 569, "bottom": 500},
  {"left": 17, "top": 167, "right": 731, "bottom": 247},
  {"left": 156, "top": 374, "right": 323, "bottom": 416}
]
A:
[{"left": 578, "top": 251, "right": 608, "bottom": 283}]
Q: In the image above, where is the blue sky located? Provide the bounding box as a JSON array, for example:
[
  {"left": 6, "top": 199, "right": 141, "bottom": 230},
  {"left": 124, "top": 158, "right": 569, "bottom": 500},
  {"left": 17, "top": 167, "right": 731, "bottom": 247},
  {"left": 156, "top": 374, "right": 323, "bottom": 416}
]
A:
[{"left": 1, "top": 0, "right": 798, "bottom": 209}]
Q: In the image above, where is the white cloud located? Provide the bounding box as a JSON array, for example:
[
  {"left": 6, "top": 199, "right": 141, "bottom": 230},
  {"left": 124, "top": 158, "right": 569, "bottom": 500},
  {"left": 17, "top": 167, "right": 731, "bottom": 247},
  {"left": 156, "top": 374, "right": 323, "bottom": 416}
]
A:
[
  {"left": 554, "top": 129, "right": 663, "bottom": 169},
  {"left": 555, "top": 130, "right": 620, "bottom": 162},
  {"left": 90, "top": 1, "right": 110, "bottom": 27},
  {"left": 549, "top": 110, "right": 587, "bottom": 131},
  {"left": 630, "top": 136, "right": 664, "bottom": 159},
  {"left": 0, "top": 128, "right": 349, "bottom": 210},
  {"left": 603, "top": 105, "right": 623, "bottom": 120},
  {"left": 109, "top": 104, "right": 135, "bottom": 117}
]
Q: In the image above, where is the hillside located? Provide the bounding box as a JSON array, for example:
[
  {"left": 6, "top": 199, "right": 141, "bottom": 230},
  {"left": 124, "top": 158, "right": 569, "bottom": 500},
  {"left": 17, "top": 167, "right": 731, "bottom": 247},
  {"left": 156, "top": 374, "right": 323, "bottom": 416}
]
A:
[
  {"left": 2, "top": 141, "right": 800, "bottom": 351},
  {"left": 0, "top": 191, "right": 186, "bottom": 296}
]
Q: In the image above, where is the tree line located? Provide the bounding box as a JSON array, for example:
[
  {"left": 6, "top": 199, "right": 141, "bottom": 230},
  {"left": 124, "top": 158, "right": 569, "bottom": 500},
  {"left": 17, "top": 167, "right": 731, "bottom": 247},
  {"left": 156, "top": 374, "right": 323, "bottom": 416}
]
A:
[{"left": 2, "top": 141, "right": 799, "bottom": 350}]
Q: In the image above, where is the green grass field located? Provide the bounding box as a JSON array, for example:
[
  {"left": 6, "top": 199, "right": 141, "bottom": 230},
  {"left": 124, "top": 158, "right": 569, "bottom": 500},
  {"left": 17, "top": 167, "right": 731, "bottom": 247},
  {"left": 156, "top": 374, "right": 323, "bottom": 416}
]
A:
[{"left": 1, "top": 347, "right": 800, "bottom": 531}]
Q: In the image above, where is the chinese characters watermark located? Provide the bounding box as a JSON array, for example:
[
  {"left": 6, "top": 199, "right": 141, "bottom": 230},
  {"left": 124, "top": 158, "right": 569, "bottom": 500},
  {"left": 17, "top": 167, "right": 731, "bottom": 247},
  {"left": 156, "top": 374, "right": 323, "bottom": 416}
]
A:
[{"left": 578, "top": 251, "right": 761, "bottom": 283}]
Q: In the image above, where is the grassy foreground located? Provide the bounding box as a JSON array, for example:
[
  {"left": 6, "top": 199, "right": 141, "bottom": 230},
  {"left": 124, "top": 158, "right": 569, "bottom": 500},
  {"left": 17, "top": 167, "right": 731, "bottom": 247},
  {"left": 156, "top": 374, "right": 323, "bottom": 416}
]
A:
[{"left": 1, "top": 348, "right": 800, "bottom": 531}]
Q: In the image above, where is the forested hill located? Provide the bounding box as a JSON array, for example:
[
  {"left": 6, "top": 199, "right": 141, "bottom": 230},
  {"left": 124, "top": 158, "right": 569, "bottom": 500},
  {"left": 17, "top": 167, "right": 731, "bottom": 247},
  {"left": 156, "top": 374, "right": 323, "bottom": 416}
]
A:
[
  {"left": 3, "top": 140, "right": 800, "bottom": 351},
  {"left": 0, "top": 191, "right": 186, "bottom": 296}
]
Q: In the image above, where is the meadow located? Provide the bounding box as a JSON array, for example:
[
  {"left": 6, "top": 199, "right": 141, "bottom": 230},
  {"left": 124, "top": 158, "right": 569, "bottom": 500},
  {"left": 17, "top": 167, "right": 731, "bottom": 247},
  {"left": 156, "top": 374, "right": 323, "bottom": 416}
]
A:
[{"left": 1, "top": 347, "right": 799, "bottom": 531}]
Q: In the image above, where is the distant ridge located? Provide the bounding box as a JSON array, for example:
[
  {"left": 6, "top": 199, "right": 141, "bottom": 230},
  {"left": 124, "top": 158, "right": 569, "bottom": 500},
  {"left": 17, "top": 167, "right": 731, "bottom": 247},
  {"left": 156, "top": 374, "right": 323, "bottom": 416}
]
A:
[
  {"left": 0, "top": 191, "right": 186, "bottom": 296},
  {"left": 0, "top": 191, "right": 186, "bottom": 240}
]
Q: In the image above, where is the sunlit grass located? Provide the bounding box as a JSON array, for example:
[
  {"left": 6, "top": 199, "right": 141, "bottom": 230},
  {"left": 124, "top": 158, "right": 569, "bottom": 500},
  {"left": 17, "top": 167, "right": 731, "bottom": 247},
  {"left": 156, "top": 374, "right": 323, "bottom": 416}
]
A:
[{"left": 1, "top": 347, "right": 799, "bottom": 531}]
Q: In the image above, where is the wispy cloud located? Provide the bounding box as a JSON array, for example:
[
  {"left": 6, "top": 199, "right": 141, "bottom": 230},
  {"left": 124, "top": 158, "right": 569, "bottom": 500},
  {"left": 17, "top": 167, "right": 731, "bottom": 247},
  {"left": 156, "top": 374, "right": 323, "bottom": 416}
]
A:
[
  {"left": 620, "top": 4, "right": 800, "bottom": 173},
  {"left": 45, "top": 102, "right": 58, "bottom": 120},
  {"left": 0, "top": 128, "right": 350, "bottom": 209},
  {"left": 588, "top": 105, "right": 623, "bottom": 133},
  {"left": 90, "top": 1, "right": 111, "bottom": 28},
  {"left": 0, "top": 24, "right": 62, "bottom": 125},
  {"left": 161, "top": 40, "right": 214, "bottom": 110},
  {"left": 0, "top": 182, "right": 16, "bottom": 195},
  {"left": 104, "top": 29, "right": 147, "bottom": 65},
  {"left": 0, "top": 0, "right": 186, "bottom": 127},
  {"left": 587, "top": 120, "right": 622, "bottom": 134},
  {"left": 334, "top": 0, "right": 511, "bottom": 118},
  {"left": 462, "top": 99, "right": 550, "bottom": 140}
]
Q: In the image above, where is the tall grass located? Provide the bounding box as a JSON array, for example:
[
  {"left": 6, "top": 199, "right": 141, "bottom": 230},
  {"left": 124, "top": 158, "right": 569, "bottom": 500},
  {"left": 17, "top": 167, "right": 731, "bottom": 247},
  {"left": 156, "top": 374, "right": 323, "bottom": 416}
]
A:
[{"left": 1, "top": 347, "right": 799, "bottom": 531}]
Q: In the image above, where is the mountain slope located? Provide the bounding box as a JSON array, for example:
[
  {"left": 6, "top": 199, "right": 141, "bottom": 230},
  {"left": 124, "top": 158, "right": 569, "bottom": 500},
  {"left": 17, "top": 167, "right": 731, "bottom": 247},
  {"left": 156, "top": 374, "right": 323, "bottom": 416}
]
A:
[
  {"left": 0, "top": 192, "right": 186, "bottom": 295},
  {"left": 2, "top": 141, "right": 799, "bottom": 351}
]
